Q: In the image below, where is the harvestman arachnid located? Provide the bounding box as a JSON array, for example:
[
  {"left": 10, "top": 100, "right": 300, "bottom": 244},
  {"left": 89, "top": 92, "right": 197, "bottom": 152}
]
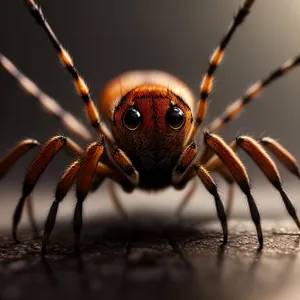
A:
[{"left": 1, "top": 0, "right": 300, "bottom": 255}]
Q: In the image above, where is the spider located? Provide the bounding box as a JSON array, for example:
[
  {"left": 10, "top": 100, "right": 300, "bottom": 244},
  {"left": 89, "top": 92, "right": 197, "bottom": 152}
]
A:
[{"left": 1, "top": 0, "right": 300, "bottom": 255}]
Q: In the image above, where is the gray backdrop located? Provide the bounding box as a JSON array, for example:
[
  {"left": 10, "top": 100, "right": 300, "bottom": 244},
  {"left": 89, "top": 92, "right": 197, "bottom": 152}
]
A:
[{"left": 1, "top": 0, "right": 300, "bottom": 184}]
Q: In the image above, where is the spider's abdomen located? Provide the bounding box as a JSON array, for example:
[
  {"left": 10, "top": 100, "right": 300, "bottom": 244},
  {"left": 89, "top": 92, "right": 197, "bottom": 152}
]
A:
[{"left": 99, "top": 71, "right": 195, "bottom": 190}]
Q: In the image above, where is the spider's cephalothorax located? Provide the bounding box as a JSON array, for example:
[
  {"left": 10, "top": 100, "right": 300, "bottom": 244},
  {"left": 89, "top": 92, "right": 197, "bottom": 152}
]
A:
[
  {"left": 99, "top": 71, "right": 194, "bottom": 190},
  {"left": 1, "top": 0, "right": 300, "bottom": 254}
]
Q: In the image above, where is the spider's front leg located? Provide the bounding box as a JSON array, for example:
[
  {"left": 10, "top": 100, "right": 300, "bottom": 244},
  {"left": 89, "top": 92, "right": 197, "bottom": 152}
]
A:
[
  {"left": 41, "top": 141, "right": 138, "bottom": 254},
  {"left": 73, "top": 141, "right": 105, "bottom": 252},
  {"left": 73, "top": 142, "right": 139, "bottom": 251},
  {"left": 236, "top": 136, "right": 300, "bottom": 229},
  {"left": 175, "top": 134, "right": 265, "bottom": 247},
  {"left": 203, "top": 131, "right": 263, "bottom": 248},
  {"left": 12, "top": 136, "right": 83, "bottom": 241},
  {"left": 204, "top": 136, "right": 300, "bottom": 227},
  {"left": 172, "top": 142, "right": 228, "bottom": 244}
]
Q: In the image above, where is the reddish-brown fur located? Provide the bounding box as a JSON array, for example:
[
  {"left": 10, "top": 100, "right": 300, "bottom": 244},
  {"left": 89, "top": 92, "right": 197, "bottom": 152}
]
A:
[{"left": 100, "top": 73, "right": 194, "bottom": 189}]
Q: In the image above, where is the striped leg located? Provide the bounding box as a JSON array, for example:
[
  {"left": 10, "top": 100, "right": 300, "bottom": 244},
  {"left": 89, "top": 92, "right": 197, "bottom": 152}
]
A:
[
  {"left": 73, "top": 142, "right": 105, "bottom": 251},
  {"left": 213, "top": 165, "right": 235, "bottom": 218},
  {"left": 195, "top": 165, "right": 228, "bottom": 244},
  {"left": 42, "top": 160, "right": 80, "bottom": 255},
  {"left": 260, "top": 137, "right": 300, "bottom": 179},
  {"left": 5, "top": 142, "right": 135, "bottom": 243},
  {"left": 24, "top": 0, "right": 113, "bottom": 142},
  {"left": 204, "top": 140, "right": 238, "bottom": 218},
  {"left": 110, "top": 148, "right": 139, "bottom": 187},
  {"left": 203, "top": 131, "right": 263, "bottom": 248},
  {"left": 208, "top": 55, "right": 300, "bottom": 133},
  {"left": 12, "top": 135, "right": 84, "bottom": 241},
  {"left": 236, "top": 136, "right": 300, "bottom": 229},
  {"left": 0, "top": 54, "right": 92, "bottom": 141},
  {"left": 203, "top": 140, "right": 238, "bottom": 170},
  {"left": 189, "top": 0, "right": 255, "bottom": 140},
  {"left": 0, "top": 139, "right": 40, "bottom": 180},
  {"left": 73, "top": 141, "right": 138, "bottom": 251},
  {"left": 171, "top": 142, "right": 227, "bottom": 243},
  {"left": 205, "top": 136, "right": 300, "bottom": 218},
  {"left": 42, "top": 160, "right": 81, "bottom": 255},
  {"left": 42, "top": 153, "right": 137, "bottom": 254},
  {"left": 73, "top": 142, "right": 140, "bottom": 248},
  {"left": 172, "top": 141, "right": 198, "bottom": 186},
  {"left": 0, "top": 139, "right": 40, "bottom": 235}
]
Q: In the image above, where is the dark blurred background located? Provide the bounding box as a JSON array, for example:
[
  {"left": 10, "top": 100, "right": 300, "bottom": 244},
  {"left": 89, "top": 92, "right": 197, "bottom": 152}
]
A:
[{"left": 1, "top": 0, "right": 300, "bottom": 225}]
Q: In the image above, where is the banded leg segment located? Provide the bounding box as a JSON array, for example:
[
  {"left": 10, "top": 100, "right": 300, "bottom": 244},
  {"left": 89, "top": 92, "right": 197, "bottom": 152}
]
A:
[
  {"left": 24, "top": 0, "right": 112, "bottom": 141},
  {"left": 1, "top": 139, "right": 47, "bottom": 237},
  {"left": 190, "top": 0, "right": 255, "bottom": 139},
  {"left": 0, "top": 54, "right": 92, "bottom": 141},
  {"left": 111, "top": 148, "right": 139, "bottom": 186},
  {"left": 74, "top": 141, "right": 105, "bottom": 250},
  {"left": 42, "top": 160, "right": 81, "bottom": 254},
  {"left": 260, "top": 137, "right": 300, "bottom": 179},
  {"left": 0, "top": 139, "right": 40, "bottom": 180},
  {"left": 43, "top": 146, "right": 132, "bottom": 253},
  {"left": 170, "top": 141, "right": 227, "bottom": 244},
  {"left": 204, "top": 140, "right": 238, "bottom": 171},
  {"left": 237, "top": 136, "right": 300, "bottom": 229},
  {"left": 196, "top": 165, "right": 228, "bottom": 244},
  {"left": 209, "top": 54, "right": 300, "bottom": 133},
  {"left": 172, "top": 141, "right": 198, "bottom": 186},
  {"left": 204, "top": 131, "right": 263, "bottom": 247},
  {"left": 12, "top": 136, "right": 83, "bottom": 241},
  {"left": 212, "top": 165, "right": 236, "bottom": 217}
]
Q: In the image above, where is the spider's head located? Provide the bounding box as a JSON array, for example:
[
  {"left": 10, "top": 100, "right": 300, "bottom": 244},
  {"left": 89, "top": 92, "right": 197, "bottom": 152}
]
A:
[{"left": 111, "top": 85, "right": 193, "bottom": 167}]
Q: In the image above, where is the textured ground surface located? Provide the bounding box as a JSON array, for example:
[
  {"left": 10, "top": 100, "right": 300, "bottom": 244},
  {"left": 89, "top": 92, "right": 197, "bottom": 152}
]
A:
[{"left": 1, "top": 184, "right": 300, "bottom": 300}]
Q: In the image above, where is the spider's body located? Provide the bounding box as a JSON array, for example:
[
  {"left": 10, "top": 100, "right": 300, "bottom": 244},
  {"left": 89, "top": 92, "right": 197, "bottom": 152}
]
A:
[
  {"left": 100, "top": 71, "right": 194, "bottom": 190},
  {"left": 1, "top": 0, "right": 300, "bottom": 254}
]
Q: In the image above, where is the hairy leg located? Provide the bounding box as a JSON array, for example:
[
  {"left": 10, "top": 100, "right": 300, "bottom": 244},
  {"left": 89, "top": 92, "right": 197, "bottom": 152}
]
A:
[
  {"left": 208, "top": 55, "right": 300, "bottom": 133},
  {"left": 204, "top": 131, "right": 263, "bottom": 247},
  {"left": 189, "top": 0, "right": 255, "bottom": 140},
  {"left": 0, "top": 54, "right": 92, "bottom": 141}
]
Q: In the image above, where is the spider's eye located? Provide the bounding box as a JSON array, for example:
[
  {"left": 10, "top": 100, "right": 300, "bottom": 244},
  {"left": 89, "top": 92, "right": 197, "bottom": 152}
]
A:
[
  {"left": 123, "top": 108, "right": 141, "bottom": 130},
  {"left": 166, "top": 106, "right": 185, "bottom": 130}
]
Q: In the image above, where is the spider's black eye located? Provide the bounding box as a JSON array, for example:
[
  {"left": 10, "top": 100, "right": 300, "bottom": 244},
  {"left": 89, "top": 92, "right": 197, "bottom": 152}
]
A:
[
  {"left": 166, "top": 106, "right": 185, "bottom": 130},
  {"left": 123, "top": 108, "right": 141, "bottom": 130}
]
